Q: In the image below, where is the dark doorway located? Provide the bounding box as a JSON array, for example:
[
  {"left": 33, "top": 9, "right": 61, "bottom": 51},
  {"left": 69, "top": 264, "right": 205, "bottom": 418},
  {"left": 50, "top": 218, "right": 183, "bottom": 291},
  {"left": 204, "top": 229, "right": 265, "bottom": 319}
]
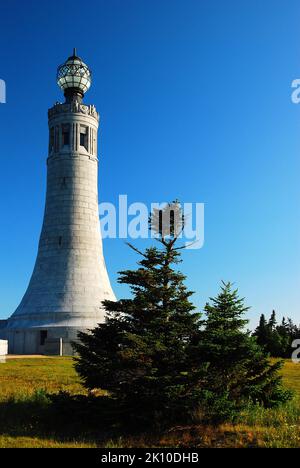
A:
[{"left": 40, "top": 330, "right": 48, "bottom": 346}]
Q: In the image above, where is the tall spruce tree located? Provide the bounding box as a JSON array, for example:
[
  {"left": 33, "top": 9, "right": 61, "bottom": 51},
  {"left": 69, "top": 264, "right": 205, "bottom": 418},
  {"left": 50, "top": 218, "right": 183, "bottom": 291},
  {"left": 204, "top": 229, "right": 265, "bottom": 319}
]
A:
[
  {"left": 73, "top": 202, "right": 206, "bottom": 426},
  {"left": 266, "top": 311, "right": 284, "bottom": 357},
  {"left": 268, "top": 310, "right": 277, "bottom": 330},
  {"left": 197, "top": 282, "right": 292, "bottom": 420},
  {"left": 254, "top": 314, "right": 268, "bottom": 348}
]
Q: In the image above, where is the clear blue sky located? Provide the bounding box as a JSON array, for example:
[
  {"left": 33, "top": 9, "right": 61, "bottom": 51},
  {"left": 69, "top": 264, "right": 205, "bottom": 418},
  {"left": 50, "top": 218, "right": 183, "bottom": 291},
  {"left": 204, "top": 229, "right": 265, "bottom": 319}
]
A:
[{"left": 0, "top": 0, "right": 300, "bottom": 328}]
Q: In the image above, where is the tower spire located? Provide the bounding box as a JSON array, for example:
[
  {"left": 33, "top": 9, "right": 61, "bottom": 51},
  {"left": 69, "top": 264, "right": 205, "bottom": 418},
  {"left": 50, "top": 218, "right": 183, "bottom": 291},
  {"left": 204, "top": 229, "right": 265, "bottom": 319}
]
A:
[{"left": 73, "top": 47, "right": 77, "bottom": 57}]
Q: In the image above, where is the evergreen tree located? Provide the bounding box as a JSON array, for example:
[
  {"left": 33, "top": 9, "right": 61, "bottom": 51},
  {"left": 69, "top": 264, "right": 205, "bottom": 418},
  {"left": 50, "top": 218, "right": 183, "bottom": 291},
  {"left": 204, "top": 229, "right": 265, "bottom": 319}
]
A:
[
  {"left": 197, "top": 283, "right": 291, "bottom": 420},
  {"left": 73, "top": 203, "right": 292, "bottom": 426},
  {"left": 275, "top": 318, "right": 290, "bottom": 357},
  {"left": 73, "top": 202, "right": 206, "bottom": 426},
  {"left": 266, "top": 311, "right": 286, "bottom": 357},
  {"left": 281, "top": 317, "right": 288, "bottom": 329},
  {"left": 287, "top": 318, "right": 299, "bottom": 342},
  {"left": 254, "top": 314, "right": 268, "bottom": 348},
  {"left": 253, "top": 312, "right": 300, "bottom": 358},
  {"left": 268, "top": 310, "right": 277, "bottom": 330}
]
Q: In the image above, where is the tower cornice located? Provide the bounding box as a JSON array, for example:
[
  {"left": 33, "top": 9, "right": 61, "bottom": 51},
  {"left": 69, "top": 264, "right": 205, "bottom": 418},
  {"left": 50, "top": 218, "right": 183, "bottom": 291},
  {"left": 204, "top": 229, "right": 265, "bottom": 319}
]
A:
[{"left": 48, "top": 101, "right": 99, "bottom": 122}]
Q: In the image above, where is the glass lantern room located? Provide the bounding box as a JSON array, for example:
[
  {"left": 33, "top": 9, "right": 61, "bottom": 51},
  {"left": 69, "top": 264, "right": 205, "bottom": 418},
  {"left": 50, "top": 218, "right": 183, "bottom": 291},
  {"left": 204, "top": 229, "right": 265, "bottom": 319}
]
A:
[{"left": 56, "top": 49, "right": 92, "bottom": 100}]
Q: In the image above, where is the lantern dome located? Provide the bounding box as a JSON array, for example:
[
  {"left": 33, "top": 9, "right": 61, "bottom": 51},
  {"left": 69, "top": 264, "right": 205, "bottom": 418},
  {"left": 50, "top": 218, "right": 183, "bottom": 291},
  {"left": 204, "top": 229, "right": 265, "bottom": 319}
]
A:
[{"left": 56, "top": 49, "right": 92, "bottom": 102}]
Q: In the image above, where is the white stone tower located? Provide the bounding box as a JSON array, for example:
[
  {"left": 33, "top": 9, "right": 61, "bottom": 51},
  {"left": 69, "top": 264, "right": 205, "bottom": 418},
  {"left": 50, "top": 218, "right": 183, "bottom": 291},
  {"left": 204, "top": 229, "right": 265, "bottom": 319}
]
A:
[{"left": 3, "top": 50, "right": 115, "bottom": 355}]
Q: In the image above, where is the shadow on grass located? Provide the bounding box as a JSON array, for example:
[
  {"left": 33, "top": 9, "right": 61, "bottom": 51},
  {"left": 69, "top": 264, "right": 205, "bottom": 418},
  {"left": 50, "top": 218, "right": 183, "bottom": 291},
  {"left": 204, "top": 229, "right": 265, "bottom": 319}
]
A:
[
  {"left": 2, "top": 391, "right": 287, "bottom": 447},
  {"left": 0, "top": 391, "right": 127, "bottom": 445}
]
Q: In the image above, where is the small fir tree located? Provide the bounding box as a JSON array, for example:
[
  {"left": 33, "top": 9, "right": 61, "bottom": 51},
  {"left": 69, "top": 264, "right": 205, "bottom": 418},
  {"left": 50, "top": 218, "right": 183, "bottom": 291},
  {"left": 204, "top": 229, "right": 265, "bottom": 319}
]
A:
[{"left": 197, "top": 282, "right": 292, "bottom": 420}]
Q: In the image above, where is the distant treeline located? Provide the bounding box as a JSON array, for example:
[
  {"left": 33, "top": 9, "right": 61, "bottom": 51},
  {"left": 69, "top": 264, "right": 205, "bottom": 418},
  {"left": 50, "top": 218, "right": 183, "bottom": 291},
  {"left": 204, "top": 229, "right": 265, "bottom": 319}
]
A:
[{"left": 253, "top": 311, "right": 300, "bottom": 358}]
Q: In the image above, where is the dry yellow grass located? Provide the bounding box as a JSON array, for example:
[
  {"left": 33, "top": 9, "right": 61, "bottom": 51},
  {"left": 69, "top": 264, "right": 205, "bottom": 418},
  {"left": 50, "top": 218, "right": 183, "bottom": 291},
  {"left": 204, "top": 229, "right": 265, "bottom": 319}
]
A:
[
  {"left": 0, "top": 436, "right": 96, "bottom": 448},
  {"left": 0, "top": 357, "right": 83, "bottom": 399}
]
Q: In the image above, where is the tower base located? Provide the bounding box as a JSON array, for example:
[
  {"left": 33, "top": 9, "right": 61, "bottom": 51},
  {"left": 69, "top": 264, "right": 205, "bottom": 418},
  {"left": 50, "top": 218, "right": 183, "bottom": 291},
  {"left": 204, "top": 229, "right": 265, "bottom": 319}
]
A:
[{"left": 0, "top": 324, "right": 99, "bottom": 356}]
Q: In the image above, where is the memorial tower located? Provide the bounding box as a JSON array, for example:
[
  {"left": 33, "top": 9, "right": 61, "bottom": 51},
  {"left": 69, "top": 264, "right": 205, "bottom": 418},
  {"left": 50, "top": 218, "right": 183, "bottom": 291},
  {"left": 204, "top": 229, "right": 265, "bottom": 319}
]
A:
[{"left": 3, "top": 50, "right": 115, "bottom": 354}]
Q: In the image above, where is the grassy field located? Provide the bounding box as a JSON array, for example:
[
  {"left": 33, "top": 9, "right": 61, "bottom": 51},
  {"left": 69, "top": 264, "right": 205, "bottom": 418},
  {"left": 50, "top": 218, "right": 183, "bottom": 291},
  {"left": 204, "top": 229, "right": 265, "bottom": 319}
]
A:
[{"left": 0, "top": 357, "right": 299, "bottom": 448}]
